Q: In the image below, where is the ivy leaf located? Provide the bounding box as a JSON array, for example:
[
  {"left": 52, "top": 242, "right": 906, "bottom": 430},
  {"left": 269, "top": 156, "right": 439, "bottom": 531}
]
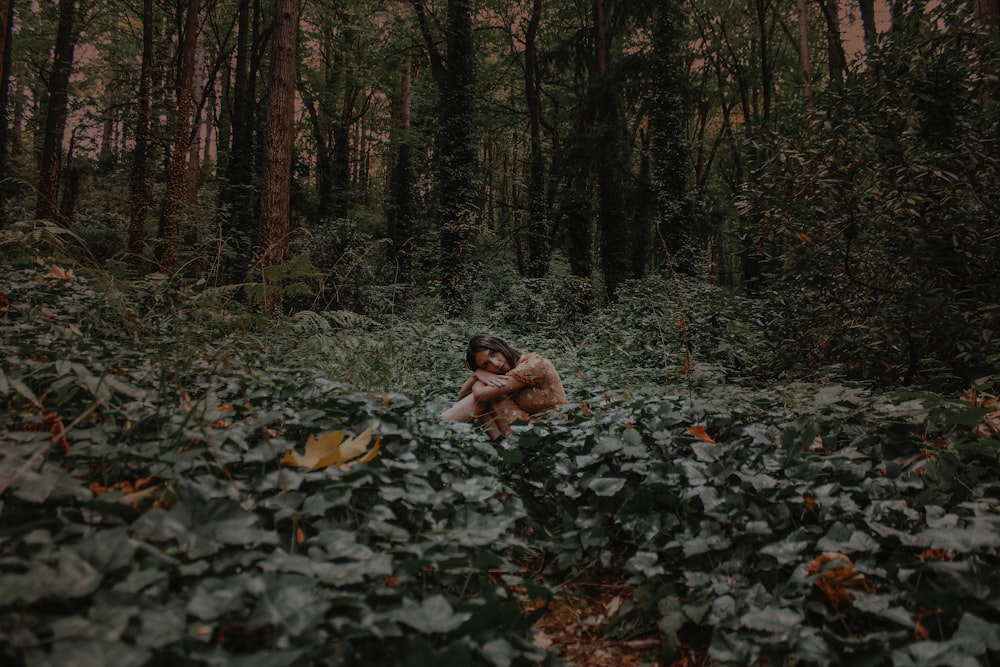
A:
[
  {"left": 588, "top": 477, "right": 627, "bottom": 497},
  {"left": 393, "top": 595, "right": 472, "bottom": 634},
  {"left": 45, "top": 639, "right": 149, "bottom": 667}
]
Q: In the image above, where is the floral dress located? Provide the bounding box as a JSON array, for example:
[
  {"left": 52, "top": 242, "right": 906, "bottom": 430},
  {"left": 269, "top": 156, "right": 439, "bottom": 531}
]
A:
[{"left": 509, "top": 353, "right": 567, "bottom": 413}]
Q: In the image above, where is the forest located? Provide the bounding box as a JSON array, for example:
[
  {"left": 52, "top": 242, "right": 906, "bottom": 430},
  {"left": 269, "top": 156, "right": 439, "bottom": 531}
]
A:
[{"left": 2, "top": 0, "right": 1000, "bottom": 665}]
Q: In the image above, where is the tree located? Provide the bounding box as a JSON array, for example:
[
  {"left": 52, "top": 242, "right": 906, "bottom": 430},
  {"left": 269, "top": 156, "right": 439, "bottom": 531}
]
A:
[
  {"left": 796, "top": 0, "right": 814, "bottom": 108},
  {"left": 126, "top": 0, "right": 154, "bottom": 275},
  {"left": 523, "top": 0, "right": 550, "bottom": 278},
  {"left": 650, "top": 0, "right": 695, "bottom": 275},
  {"left": 974, "top": 0, "right": 1000, "bottom": 31},
  {"left": 413, "top": 0, "right": 480, "bottom": 316},
  {"left": 592, "top": 0, "right": 632, "bottom": 299},
  {"left": 858, "top": 0, "right": 878, "bottom": 52},
  {"left": 0, "top": 0, "right": 13, "bottom": 227},
  {"left": 34, "top": 0, "right": 82, "bottom": 225},
  {"left": 217, "top": 0, "right": 259, "bottom": 284},
  {"left": 157, "top": 0, "right": 200, "bottom": 271},
  {"left": 817, "top": 0, "right": 846, "bottom": 83},
  {"left": 256, "top": 0, "right": 298, "bottom": 314},
  {"left": 386, "top": 55, "right": 417, "bottom": 285}
]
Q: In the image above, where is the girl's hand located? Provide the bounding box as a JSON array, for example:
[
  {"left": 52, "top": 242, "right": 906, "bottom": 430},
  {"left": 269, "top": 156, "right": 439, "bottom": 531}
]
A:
[{"left": 474, "top": 370, "right": 508, "bottom": 387}]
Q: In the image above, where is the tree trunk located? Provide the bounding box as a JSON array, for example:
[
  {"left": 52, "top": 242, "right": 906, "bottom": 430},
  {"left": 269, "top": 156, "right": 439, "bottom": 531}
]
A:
[
  {"left": 218, "top": 0, "right": 256, "bottom": 283},
  {"left": 797, "top": 0, "right": 814, "bottom": 108},
  {"left": 594, "top": 0, "right": 631, "bottom": 298},
  {"left": 256, "top": 0, "right": 298, "bottom": 314},
  {"left": 651, "top": 0, "right": 694, "bottom": 275},
  {"left": 99, "top": 82, "right": 114, "bottom": 160},
  {"left": 58, "top": 128, "right": 80, "bottom": 224},
  {"left": 186, "top": 47, "right": 206, "bottom": 209},
  {"left": 0, "top": 0, "right": 14, "bottom": 227},
  {"left": 158, "top": 0, "right": 200, "bottom": 271},
  {"left": 413, "top": 0, "right": 480, "bottom": 316},
  {"left": 386, "top": 57, "right": 415, "bottom": 284},
  {"left": 35, "top": 0, "right": 81, "bottom": 225},
  {"left": 754, "top": 0, "right": 772, "bottom": 121},
  {"left": 524, "top": 0, "right": 550, "bottom": 278},
  {"left": 817, "top": 0, "right": 846, "bottom": 83},
  {"left": 974, "top": 0, "right": 1000, "bottom": 31},
  {"left": 858, "top": 0, "right": 877, "bottom": 52},
  {"left": 127, "top": 0, "right": 154, "bottom": 276}
]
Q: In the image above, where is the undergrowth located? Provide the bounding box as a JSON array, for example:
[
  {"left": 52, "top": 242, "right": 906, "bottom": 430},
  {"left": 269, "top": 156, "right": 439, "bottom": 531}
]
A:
[{"left": 2, "top": 246, "right": 1000, "bottom": 666}]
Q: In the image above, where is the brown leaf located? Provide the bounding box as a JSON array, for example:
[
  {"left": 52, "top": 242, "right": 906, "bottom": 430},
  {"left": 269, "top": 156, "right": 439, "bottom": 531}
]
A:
[{"left": 686, "top": 425, "right": 717, "bottom": 445}]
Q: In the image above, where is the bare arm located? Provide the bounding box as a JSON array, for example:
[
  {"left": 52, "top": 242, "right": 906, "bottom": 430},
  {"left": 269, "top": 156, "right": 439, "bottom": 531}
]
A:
[{"left": 470, "top": 370, "right": 527, "bottom": 402}]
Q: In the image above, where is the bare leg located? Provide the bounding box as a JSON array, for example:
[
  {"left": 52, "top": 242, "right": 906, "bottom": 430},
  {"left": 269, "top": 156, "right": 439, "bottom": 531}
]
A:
[{"left": 441, "top": 393, "right": 477, "bottom": 422}]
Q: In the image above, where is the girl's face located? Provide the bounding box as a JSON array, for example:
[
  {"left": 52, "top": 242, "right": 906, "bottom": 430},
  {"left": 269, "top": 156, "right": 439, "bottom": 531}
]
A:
[{"left": 474, "top": 349, "right": 509, "bottom": 374}]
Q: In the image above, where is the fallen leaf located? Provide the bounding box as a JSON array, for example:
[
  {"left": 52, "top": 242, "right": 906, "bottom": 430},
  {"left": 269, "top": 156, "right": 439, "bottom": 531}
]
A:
[
  {"left": 283, "top": 425, "right": 379, "bottom": 470},
  {"left": 807, "top": 552, "right": 875, "bottom": 611},
  {"left": 686, "top": 425, "right": 716, "bottom": 445}
]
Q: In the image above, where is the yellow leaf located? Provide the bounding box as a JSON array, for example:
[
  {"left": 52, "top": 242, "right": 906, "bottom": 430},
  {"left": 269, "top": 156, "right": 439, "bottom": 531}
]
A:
[
  {"left": 338, "top": 425, "right": 373, "bottom": 461},
  {"left": 283, "top": 426, "right": 380, "bottom": 470},
  {"left": 307, "top": 429, "right": 348, "bottom": 469},
  {"left": 356, "top": 433, "right": 381, "bottom": 463},
  {"left": 283, "top": 429, "right": 345, "bottom": 469}
]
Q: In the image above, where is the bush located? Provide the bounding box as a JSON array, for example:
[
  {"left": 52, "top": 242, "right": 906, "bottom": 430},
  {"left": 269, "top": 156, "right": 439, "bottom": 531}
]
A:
[{"left": 739, "top": 4, "right": 1000, "bottom": 389}]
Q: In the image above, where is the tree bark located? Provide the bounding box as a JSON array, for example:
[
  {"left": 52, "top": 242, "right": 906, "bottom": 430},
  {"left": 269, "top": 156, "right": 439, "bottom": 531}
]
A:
[
  {"left": 218, "top": 0, "right": 256, "bottom": 283},
  {"left": 797, "top": 0, "right": 814, "bottom": 108},
  {"left": 817, "top": 0, "right": 846, "bottom": 83},
  {"left": 158, "top": 0, "right": 200, "bottom": 270},
  {"left": 651, "top": 0, "right": 694, "bottom": 275},
  {"left": 127, "top": 0, "right": 154, "bottom": 275},
  {"left": 524, "top": 0, "right": 550, "bottom": 278},
  {"left": 256, "top": 0, "right": 298, "bottom": 314},
  {"left": 594, "top": 0, "right": 632, "bottom": 298},
  {"left": 974, "top": 0, "right": 1000, "bottom": 32},
  {"left": 413, "top": 0, "right": 480, "bottom": 316},
  {"left": 35, "top": 0, "right": 81, "bottom": 225},
  {"left": 99, "top": 82, "right": 114, "bottom": 160},
  {"left": 858, "top": 0, "right": 877, "bottom": 52},
  {"left": 386, "top": 57, "right": 415, "bottom": 284},
  {"left": 0, "top": 0, "right": 14, "bottom": 227}
]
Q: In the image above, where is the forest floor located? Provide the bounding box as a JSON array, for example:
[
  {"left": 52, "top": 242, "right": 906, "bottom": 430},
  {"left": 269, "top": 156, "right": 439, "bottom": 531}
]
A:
[{"left": 532, "top": 579, "right": 711, "bottom": 667}]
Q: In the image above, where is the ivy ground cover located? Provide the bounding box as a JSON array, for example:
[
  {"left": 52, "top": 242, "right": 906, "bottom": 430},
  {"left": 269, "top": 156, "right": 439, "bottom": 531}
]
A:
[{"left": 2, "top": 264, "right": 1000, "bottom": 666}]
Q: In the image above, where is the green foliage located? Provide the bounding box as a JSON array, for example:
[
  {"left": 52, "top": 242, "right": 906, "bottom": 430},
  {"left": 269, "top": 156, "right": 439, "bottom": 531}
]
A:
[
  {"left": 4, "top": 262, "right": 1000, "bottom": 666},
  {"left": 740, "top": 4, "right": 1000, "bottom": 389}
]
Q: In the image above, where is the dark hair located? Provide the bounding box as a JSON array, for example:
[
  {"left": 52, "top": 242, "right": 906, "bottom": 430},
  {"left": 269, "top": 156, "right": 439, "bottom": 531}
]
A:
[{"left": 466, "top": 335, "right": 522, "bottom": 371}]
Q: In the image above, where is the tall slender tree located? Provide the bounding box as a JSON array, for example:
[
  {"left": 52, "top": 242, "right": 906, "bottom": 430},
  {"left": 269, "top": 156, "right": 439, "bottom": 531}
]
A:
[
  {"left": 796, "top": 0, "right": 814, "bottom": 108},
  {"left": 858, "top": 0, "right": 878, "bottom": 52},
  {"left": 386, "top": 55, "right": 416, "bottom": 284},
  {"left": 413, "top": 0, "right": 480, "bottom": 316},
  {"left": 35, "top": 0, "right": 82, "bottom": 225},
  {"left": 158, "top": 0, "right": 200, "bottom": 270},
  {"left": 593, "top": 0, "right": 631, "bottom": 298},
  {"left": 218, "top": 0, "right": 257, "bottom": 283},
  {"left": 127, "top": 0, "right": 154, "bottom": 275},
  {"left": 817, "top": 0, "right": 846, "bottom": 83},
  {"left": 650, "top": 0, "right": 694, "bottom": 274},
  {"left": 523, "top": 0, "right": 550, "bottom": 278},
  {"left": 0, "top": 0, "right": 14, "bottom": 227},
  {"left": 256, "top": 0, "right": 298, "bottom": 314}
]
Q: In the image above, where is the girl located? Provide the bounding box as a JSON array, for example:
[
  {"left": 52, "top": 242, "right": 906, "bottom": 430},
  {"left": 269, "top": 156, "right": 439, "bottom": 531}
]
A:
[{"left": 441, "top": 335, "right": 567, "bottom": 440}]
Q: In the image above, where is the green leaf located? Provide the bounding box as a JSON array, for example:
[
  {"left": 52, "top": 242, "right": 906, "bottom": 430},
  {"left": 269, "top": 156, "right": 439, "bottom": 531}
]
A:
[
  {"left": 393, "top": 595, "right": 472, "bottom": 634},
  {"left": 740, "top": 606, "right": 806, "bottom": 633},
  {"left": 42, "top": 639, "right": 150, "bottom": 667},
  {"left": 588, "top": 477, "right": 627, "bottom": 496}
]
